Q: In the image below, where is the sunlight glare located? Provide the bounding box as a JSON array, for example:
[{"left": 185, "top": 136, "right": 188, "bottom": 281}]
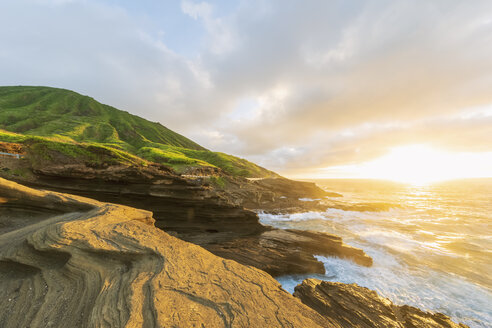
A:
[{"left": 321, "top": 145, "right": 492, "bottom": 185}]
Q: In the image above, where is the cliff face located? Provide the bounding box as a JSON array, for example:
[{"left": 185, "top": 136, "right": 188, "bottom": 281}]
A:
[
  {"left": 1, "top": 155, "right": 372, "bottom": 277},
  {"left": 293, "top": 279, "right": 469, "bottom": 328},
  {"left": 0, "top": 178, "right": 333, "bottom": 328}
]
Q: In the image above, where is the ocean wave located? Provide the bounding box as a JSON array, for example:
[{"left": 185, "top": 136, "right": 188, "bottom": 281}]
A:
[
  {"left": 259, "top": 211, "right": 327, "bottom": 223},
  {"left": 278, "top": 250, "right": 492, "bottom": 328}
]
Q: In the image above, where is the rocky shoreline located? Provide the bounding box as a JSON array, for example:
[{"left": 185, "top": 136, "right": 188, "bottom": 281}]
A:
[
  {"left": 1, "top": 154, "right": 371, "bottom": 277},
  {"left": 0, "top": 177, "right": 469, "bottom": 327}
]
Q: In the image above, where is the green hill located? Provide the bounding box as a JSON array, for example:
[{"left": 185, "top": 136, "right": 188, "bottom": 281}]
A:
[
  {"left": 0, "top": 86, "right": 204, "bottom": 150},
  {"left": 0, "top": 86, "right": 276, "bottom": 177}
]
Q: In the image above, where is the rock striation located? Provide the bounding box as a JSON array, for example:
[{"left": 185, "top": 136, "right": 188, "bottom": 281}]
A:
[
  {"left": 0, "top": 177, "right": 334, "bottom": 328},
  {"left": 293, "top": 279, "right": 469, "bottom": 328},
  {"left": 0, "top": 153, "right": 372, "bottom": 277}
]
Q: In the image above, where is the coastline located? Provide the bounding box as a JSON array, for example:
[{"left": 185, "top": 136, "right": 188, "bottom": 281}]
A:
[
  {"left": 0, "top": 177, "right": 469, "bottom": 327},
  {"left": 0, "top": 141, "right": 473, "bottom": 327}
]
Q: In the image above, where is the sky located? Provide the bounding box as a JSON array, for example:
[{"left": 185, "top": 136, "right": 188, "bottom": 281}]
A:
[{"left": 1, "top": 0, "right": 492, "bottom": 180}]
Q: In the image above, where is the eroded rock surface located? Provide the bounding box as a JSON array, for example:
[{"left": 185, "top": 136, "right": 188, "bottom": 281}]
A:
[
  {"left": 0, "top": 178, "right": 335, "bottom": 328},
  {"left": 1, "top": 152, "right": 372, "bottom": 277},
  {"left": 294, "top": 279, "right": 469, "bottom": 328}
]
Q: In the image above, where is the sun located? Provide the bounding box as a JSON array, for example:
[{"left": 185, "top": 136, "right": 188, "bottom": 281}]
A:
[
  {"left": 319, "top": 144, "right": 492, "bottom": 185},
  {"left": 362, "top": 145, "right": 462, "bottom": 184}
]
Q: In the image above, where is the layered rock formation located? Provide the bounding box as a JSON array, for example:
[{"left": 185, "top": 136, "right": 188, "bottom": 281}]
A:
[
  {"left": 0, "top": 178, "right": 334, "bottom": 328},
  {"left": 0, "top": 150, "right": 372, "bottom": 277},
  {"left": 218, "top": 176, "right": 342, "bottom": 211},
  {"left": 293, "top": 279, "right": 469, "bottom": 328},
  {"left": 206, "top": 229, "right": 372, "bottom": 276}
]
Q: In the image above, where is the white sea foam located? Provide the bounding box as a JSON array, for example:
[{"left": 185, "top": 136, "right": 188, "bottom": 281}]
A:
[
  {"left": 259, "top": 211, "right": 326, "bottom": 223},
  {"left": 278, "top": 250, "right": 492, "bottom": 328},
  {"left": 260, "top": 185, "right": 492, "bottom": 328}
]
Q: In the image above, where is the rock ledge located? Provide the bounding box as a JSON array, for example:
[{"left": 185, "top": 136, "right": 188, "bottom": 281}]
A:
[
  {"left": 293, "top": 279, "right": 469, "bottom": 328},
  {"left": 0, "top": 178, "right": 331, "bottom": 328}
]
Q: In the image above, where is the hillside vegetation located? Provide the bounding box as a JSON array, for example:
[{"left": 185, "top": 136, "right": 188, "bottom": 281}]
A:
[{"left": 0, "top": 86, "right": 276, "bottom": 177}]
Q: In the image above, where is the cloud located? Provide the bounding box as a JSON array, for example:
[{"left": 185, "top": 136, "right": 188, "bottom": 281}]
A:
[
  {"left": 1, "top": 0, "right": 492, "bottom": 176},
  {"left": 181, "top": 0, "right": 212, "bottom": 20},
  {"left": 193, "top": 0, "right": 492, "bottom": 174}
]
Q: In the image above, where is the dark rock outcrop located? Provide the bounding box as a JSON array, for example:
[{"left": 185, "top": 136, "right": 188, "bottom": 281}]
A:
[
  {"left": 0, "top": 177, "right": 335, "bottom": 328},
  {"left": 206, "top": 229, "right": 372, "bottom": 276},
  {"left": 293, "top": 279, "right": 469, "bottom": 328},
  {"left": 29, "top": 163, "right": 266, "bottom": 239}
]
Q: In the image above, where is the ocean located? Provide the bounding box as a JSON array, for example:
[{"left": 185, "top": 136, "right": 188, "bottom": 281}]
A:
[{"left": 259, "top": 178, "right": 492, "bottom": 328}]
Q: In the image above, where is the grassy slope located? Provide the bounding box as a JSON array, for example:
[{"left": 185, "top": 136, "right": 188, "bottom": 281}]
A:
[
  {"left": 0, "top": 86, "right": 276, "bottom": 177},
  {"left": 0, "top": 129, "right": 147, "bottom": 167}
]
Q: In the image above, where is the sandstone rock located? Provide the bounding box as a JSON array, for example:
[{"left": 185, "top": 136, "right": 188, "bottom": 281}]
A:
[
  {"left": 0, "top": 178, "right": 334, "bottom": 328},
  {"left": 293, "top": 279, "right": 469, "bottom": 328}
]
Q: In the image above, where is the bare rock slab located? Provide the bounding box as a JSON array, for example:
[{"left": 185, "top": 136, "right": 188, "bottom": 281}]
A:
[{"left": 293, "top": 279, "right": 469, "bottom": 328}]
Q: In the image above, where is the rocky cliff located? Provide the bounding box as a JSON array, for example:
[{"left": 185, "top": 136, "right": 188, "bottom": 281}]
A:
[
  {"left": 0, "top": 177, "right": 334, "bottom": 328},
  {"left": 0, "top": 146, "right": 372, "bottom": 277},
  {"left": 293, "top": 279, "right": 469, "bottom": 328}
]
